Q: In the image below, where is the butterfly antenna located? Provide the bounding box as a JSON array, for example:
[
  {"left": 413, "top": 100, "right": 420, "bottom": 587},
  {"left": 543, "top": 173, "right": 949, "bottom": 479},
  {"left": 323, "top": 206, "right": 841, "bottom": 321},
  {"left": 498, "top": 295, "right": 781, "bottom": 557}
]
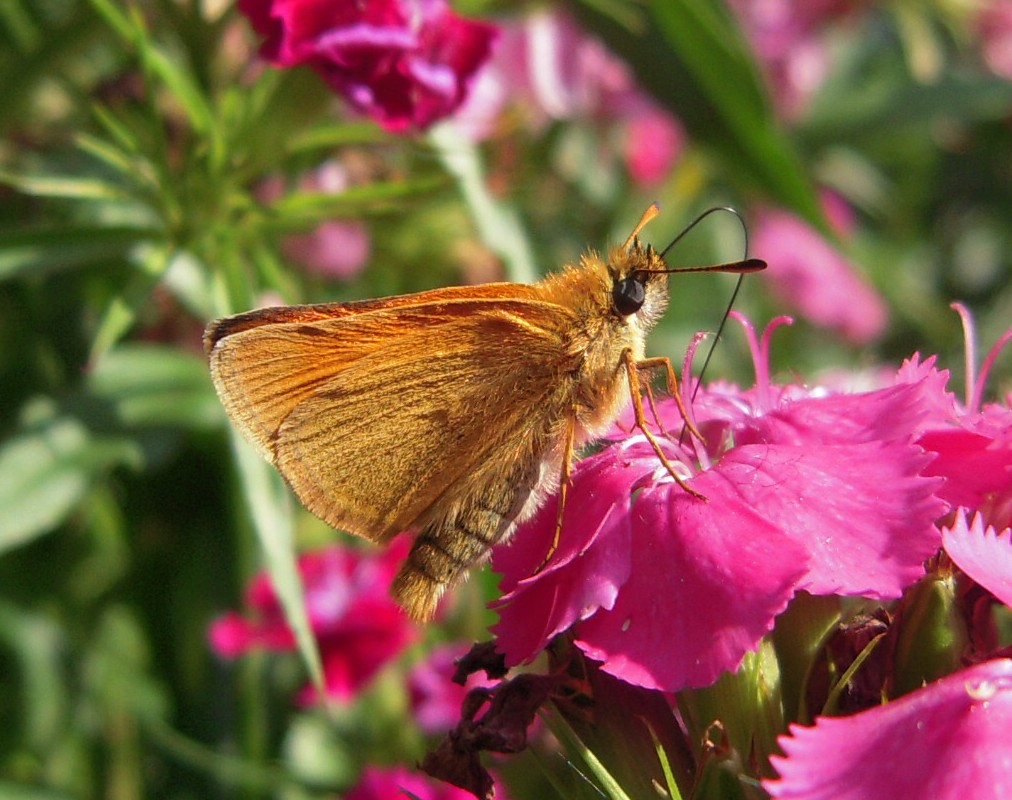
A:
[{"left": 660, "top": 207, "right": 757, "bottom": 441}]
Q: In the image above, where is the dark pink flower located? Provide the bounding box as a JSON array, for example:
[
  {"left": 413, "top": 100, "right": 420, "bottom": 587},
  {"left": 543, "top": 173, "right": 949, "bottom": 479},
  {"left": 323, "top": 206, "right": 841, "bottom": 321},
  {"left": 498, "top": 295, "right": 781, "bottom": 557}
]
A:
[
  {"left": 346, "top": 764, "right": 477, "bottom": 800},
  {"left": 906, "top": 305, "right": 1012, "bottom": 529},
  {"left": 408, "top": 642, "right": 498, "bottom": 734},
  {"left": 209, "top": 538, "right": 418, "bottom": 703},
  {"left": 492, "top": 316, "right": 945, "bottom": 692},
  {"left": 943, "top": 510, "right": 1012, "bottom": 609},
  {"left": 238, "top": 0, "right": 498, "bottom": 131},
  {"left": 752, "top": 201, "right": 888, "bottom": 344},
  {"left": 764, "top": 658, "right": 1012, "bottom": 799}
]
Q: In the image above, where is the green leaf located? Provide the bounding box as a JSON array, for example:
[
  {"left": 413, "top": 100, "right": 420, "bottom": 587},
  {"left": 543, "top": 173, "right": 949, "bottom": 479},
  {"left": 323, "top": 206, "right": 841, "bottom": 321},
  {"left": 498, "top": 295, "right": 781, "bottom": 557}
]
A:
[
  {"left": 230, "top": 431, "right": 324, "bottom": 692},
  {"left": 0, "top": 169, "right": 132, "bottom": 202},
  {"left": 544, "top": 711, "right": 634, "bottom": 800},
  {"left": 0, "top": 400, "right": 142, "bottom": 553},
  {"left": 645, "top": 721, "right": 685, "bottom": 800},
  {"left": 88, "top": 0, "right": 216, "bottom": 139},
  {"left": 287, "top": 121, "right": 394, "bottom": 155},
  {"left": 0, "top": 782, "right": 73, "bottom": 800},
  {"left": 0, "top": 601, "right": 66, "bottom": 749},
  {"left": 0, "top": 225, "right": 160, "bottom": 280},
  {"left": 572, "top": 0, "right": 824, "bottom": 228},
  {"left": 266, "top": 176, "right": 450, "bottom": 229},
  {"left": 87, "top": 243, "right": 172, "bottom": 362},
  {"left": 87, "top": 343, "right": 222, "bottom": 431}
]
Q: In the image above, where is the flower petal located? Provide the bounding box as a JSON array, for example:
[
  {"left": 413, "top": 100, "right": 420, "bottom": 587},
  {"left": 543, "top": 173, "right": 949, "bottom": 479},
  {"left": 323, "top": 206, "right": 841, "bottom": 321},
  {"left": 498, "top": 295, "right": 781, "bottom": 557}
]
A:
[
  {"left": 718, "top": 441, "right": 945, "bottom": 598},
  {"left": 575, "top": 465, "right": 809, "bottom": 692},
  {"left": 490, "top": 448, "right": 639, "bottom": 664},
  {"left": 765, "top": 658, "right": 1012, "bottom": 799},
  {"left": 943, "top": 510, "right": 1012, "bottom": 608}
]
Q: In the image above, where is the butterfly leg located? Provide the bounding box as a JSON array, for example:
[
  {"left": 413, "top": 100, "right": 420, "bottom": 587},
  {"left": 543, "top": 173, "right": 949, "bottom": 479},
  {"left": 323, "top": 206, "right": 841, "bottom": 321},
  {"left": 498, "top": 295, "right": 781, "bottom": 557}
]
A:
[
  {"left": 535, "top": 415, "right": 576, "bottom": 573},
  {"left": 632, "top": 355, "right": 704, "bottom": 442},
  {"left": 622, "top": 349, "right": 706, "bottom": 501}
]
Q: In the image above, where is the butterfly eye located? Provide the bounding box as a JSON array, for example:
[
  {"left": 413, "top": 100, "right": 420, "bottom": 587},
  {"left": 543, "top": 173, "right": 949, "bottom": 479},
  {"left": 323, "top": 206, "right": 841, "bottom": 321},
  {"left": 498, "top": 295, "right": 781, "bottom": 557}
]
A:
[{"left": 612, "top": 275, "right": 646, "bottom": 316}]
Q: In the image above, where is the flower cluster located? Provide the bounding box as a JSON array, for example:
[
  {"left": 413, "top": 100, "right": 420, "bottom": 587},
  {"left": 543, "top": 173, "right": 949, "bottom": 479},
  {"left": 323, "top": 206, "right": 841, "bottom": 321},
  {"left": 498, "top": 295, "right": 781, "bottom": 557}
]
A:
[
  {"left": 493, "top": 313, "right": 947, "bottom": 691},
  {"left": 483, "top": 306, "right": 1012, "bottom": 798},
  {"left": 238, "top": 0, "right": 498, "bottom": 131},
  {"left": 209, "top": 536, "right": 418, "bottom": 703}
]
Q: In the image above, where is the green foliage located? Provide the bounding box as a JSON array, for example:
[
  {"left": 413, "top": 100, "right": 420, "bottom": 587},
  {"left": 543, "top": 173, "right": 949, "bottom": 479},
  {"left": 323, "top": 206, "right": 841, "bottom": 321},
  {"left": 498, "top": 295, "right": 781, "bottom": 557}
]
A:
[{"left": 0, "top": 0, "right": 1008, "bottom": 798}]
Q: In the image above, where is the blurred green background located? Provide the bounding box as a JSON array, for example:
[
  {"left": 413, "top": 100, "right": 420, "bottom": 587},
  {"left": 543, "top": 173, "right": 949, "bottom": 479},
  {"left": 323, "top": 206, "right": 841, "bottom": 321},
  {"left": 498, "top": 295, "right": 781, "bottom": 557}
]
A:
[{"left": 1, "top": 0, "right": 1010, "bottom": 797}]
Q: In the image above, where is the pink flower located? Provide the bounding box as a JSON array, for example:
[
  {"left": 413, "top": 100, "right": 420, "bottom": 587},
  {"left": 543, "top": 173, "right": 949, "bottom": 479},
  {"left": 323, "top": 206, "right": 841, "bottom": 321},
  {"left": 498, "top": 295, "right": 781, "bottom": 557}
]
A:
[
  {"left": 764, "top": 658, "right": 1012, "bottom": 799},
  {"left": 906, "top": 304, "right": 1012, "bottom": 529},
  {"left": 752, "top": 199, "right": 888, "bottom": 344},
  {"left": 282, "top": 220, "right": 370, "bottom": 279},
  {"left": 977, "top": 0, "right": 1012, "bottom": 79},
  {"left": 623, "top": 109, "right": 686, "bottom": 186},
  {"left": 237, "top": 0, "right": 498, "bottom": 131},
  {"left": 492, "top": 316, "right": 945, "bottom": 692},
  {"left": 728, "top": 0, "right": 868, "bottom": 117},
  {"left": 209, "top": 539, "right": 418, "bottom": 703},
  {"left": 347, "top": 764, "right": 477, "bottom": 800},
  {"left": 465, "top": 10, "right": 684, "bottom": 182},
  {"left": 277, "top": 161, "right": 371, "bottom": 279},
  {"left": 408, "top": 642, "right": 499, "bottom": 734},
  {"left": 943, "top": 510, "right": 1012, "bottom": 609}
]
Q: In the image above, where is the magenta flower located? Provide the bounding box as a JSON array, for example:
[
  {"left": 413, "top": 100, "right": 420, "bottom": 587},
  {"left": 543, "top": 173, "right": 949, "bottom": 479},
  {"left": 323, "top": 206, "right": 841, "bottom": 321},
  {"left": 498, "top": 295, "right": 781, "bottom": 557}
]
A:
[
  {"left": 906, "top": 304, "right": 1012, "bottom": 529},
  {"left": 408, "top": 642, "right": 499, "bottom": 734},
  {"left": 764, "top": 657, "right": 1012, "bottom": 799},
  {"left": 492, "top": 315, "right": 946, "bottom": 692},
  {"left": 943, "top": 510, "right": 1012, "bottom": 609},
  {"left": 237, "top": 0, "right": 498, "bottom": 131},
  {"left": 752, "top": 199, "right": 888, "bottom": 344},
  {"left": 209, "top": 538, "right": 418, "bottom": 703},
  {"left": 347, "top": 764, "right": 479, "bottom": 800}
]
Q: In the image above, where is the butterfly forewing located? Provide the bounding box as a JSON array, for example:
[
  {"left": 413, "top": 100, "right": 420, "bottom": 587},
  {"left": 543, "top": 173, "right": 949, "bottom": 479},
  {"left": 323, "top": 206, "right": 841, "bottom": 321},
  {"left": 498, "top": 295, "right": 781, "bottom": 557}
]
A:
[{"left": 207, "top": 290, "right": 582, "bottom": 543}]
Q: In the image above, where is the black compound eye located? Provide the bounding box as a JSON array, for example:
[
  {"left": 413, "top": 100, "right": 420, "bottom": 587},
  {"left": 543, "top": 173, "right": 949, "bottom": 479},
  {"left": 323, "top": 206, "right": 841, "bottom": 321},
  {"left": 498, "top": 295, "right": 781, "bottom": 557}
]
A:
[{"left": 613, "top": 275, "right": 646, "bottom": 316}]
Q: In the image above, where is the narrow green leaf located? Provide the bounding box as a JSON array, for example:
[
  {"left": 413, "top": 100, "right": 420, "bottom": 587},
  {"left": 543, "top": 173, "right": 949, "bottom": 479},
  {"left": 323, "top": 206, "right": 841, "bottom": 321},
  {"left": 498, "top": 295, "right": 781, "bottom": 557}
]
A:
[
  {"left": 87, "top": 344, "right": 222, "bottom": 431},
  {"left": 287, "top": 121, "right": 394, "bottom": 155},
  {"left": 230, "top": 431, "right": 324, "bottom": 692},
  {"left": 88, "top": 0, "right": 221, "bottom": 158},
  {"left": 544, "top": 711, "right": 634, "bottom": 800},
  {"left": 88, "top": 243, "right": 172, "bottom": 362},
  {"left": 0, "top": 169, "right": 131, "bottom": 201},
  {"left": 0, "top": 601, "right": 66, "bottom": 749},
  {"left": 265, "top": 176, "right": 449, "bottom": 228},
  {"left": 822, "top": 632, "right": 887, "bottom": 716},
  {"left": 0, "top": 225, "right": 160, "bottom": 280},
  {"left": 0, "top": 402, "right": 141, "bottom": 553},
  {"left": 644, "top": 721, "right": 685, "bottom": 800},
  {"left": 573, "top": 0, "right": 824, "bottom": 228}
]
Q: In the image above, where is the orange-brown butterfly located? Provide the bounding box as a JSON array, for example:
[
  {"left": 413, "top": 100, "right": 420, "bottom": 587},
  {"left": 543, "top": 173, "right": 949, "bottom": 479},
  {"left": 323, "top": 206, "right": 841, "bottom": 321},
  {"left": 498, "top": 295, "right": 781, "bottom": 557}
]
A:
[{"left": 205, "top": 204, "right": 764, "bottom": 622}]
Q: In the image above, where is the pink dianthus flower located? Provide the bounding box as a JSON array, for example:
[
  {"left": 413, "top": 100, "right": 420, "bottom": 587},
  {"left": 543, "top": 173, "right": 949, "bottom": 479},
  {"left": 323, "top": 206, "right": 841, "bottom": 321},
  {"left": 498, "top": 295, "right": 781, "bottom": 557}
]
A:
[
  {"left": 238, "top": 0, "right": 498, "bottom": 131},
  {"left": 492, "top": 314, "right": 946, "bottom": 693},
  {"left": 209, "top": 538, "right": 418, "bottom": 703}
]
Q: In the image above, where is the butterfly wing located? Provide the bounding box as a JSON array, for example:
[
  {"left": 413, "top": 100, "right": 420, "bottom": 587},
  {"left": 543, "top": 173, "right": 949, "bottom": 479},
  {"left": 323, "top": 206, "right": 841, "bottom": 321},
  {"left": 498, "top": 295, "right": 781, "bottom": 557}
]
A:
[{"left": 207, "top": 286, "right": 580, "bottom": 542}]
